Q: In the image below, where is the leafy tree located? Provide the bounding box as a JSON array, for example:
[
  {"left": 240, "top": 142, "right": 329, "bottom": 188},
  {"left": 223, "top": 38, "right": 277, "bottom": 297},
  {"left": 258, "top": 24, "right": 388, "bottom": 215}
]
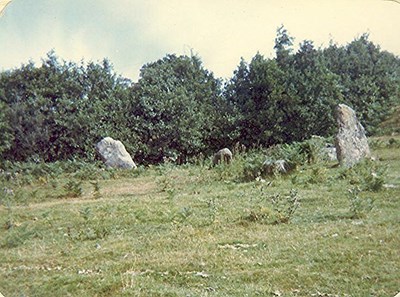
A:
[
  {"left": 274, "top": 25, "right": 294, "bottom": 69},
  {"left": 227, "top": 28, "right": 399, "bottom": 149},
  {"left": 227, "top": 35, "right": 342, "bottom": 147},
  {"left": 127, "top": 54, "right": 226, "bottom": 164},
  {"left": 0, "top": 51, "right": 132, "bottom": 162},
  {"left": 1, "top": 30, "right": 399, "bottom": 165},
  {"left": 288, "top": 40, "right": 342, "bottom": 138},
  {"left": 0, "top": 100, "right": 13, "bottom": 161},
  {"left": 226, "top": 53, "right": 289, "bottom": 146},
  {"left": 323, "top": 34, "right": 400, "bottom": 133}
]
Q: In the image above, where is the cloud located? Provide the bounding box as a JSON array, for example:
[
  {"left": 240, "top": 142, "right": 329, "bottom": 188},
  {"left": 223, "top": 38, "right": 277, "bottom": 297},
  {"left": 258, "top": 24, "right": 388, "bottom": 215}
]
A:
[
  {"left": 0, "top": 0, "right": 399, "bottom": 81},
  {"left": 136, "top": 0, "right": 400, "bottom": 79}
]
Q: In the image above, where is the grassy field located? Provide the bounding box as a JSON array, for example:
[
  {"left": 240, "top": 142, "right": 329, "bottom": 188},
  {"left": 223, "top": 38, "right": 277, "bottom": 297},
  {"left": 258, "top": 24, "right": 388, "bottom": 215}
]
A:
[{"left": 0, "top": 137, "right": 399, "bottom": 297}]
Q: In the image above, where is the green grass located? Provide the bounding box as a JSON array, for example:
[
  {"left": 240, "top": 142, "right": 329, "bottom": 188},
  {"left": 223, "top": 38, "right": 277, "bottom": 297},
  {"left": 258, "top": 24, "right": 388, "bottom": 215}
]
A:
[{"left": 0, "top": 138, "right": 399, "bottom": 296}]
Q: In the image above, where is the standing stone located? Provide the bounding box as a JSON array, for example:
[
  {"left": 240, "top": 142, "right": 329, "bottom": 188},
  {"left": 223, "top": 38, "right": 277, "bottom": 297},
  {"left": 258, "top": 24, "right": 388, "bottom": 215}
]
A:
[
  {"left": 323, "top": 145, "right": 338, "bottom": 162},
  {"left": 212, "top": 148, "right": 233, "bottom": 166},
  {"left": 335, "top": 104, "right": 370, "bottom": 167},
  {"left": 263, "top": 159, "right": 293, "bottom": 175},
  {"left": 96, "top": 137, "right": 136, "bottom": 169}
]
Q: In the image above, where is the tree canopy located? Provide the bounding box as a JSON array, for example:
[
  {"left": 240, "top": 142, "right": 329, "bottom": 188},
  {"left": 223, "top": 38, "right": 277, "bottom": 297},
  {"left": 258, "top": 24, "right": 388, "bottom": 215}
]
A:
[{"left": 1, "top": 28, "right": 399, "bottom": 165}]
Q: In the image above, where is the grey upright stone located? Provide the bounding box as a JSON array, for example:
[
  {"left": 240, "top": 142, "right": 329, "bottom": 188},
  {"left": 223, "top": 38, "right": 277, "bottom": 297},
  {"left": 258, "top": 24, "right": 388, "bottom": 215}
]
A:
[
  {"left": 263, "top": 159, "right": 294, "bottom": 175},
  {"left": 96, "top": 137, "right": 136, "bottom": 169},
  {"left": 335, "top": 104, "right": 370, "bottom": 167}
]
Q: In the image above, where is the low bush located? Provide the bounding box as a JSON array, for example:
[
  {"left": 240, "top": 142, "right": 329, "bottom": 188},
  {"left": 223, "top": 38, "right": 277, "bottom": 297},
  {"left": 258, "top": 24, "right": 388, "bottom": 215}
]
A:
[
  {"left": 63, "top": 179, "right": 83, "bottom": 198},
  {"left": 0, "top": 160, "right": 107, "bottom": 186},
  {"left": 240, "top": 150, "right": 266, "bottom": 181},
  {"left": 242, "top": 188, "right": 301, "bottom": 225},
  {"left": 238, "top": 137, "right": 331, "bottom": 182},
  {"left": 347, "top": 186, "right": 375, "bottom": 219},
  {"left": 339, "top": 159, "right": 386, "bottom": 192},
  {"left": 267, "top": 137, "right": 331, "bottom": 166},
  {"left": 369, "top": 137, "right": 400, "bottom": 149}
]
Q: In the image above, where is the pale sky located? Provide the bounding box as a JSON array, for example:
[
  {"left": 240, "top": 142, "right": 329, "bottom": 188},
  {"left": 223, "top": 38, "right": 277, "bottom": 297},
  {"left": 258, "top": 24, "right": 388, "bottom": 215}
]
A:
[{"left": 0, "top": 0, "right": 399, "bottom": 81}]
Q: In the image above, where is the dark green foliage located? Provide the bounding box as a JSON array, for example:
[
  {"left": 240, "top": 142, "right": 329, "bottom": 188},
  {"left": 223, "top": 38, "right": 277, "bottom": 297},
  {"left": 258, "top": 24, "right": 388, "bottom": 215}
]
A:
[
  {"left": 227, "top": 29, "right": 399, "bottom": 148},
  {"left": 0, "top": 51, "right": 131, "bottom": 163},
  {"left": 127, "top": 54, "right": 228, "bottom": 164},
  {"left": 239, "top": 137, "right": 330, "bottom": 182},
  {"left": 226, "top": 31, "right": 342, "bottom": 147},
  {"left": 378, "top": 106, "right": 400, "bottom": 135},
  {"left": 0, "top": 101, "right": 13, "bottom": 162},
  {"left": 0, "top": 160, "right": 106, "bottom": 189},
  {"left": 225, "top": 54, "right": 289, "bottom": 147},
  {"left": 322, "top": 34, "right": 400, "bottom": 134},
  {"left": 274, "top": 25, "right": 294, "bottom": 69},
  {"left": 63, "top": 179, "right": 83, "bottom": 198},
  {"left": 0, "top": 27, "right": 399, "bottom": 166}
]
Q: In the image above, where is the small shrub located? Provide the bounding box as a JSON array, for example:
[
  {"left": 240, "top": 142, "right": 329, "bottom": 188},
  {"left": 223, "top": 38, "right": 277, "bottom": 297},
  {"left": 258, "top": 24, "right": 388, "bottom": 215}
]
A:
[
  {"left": 158, "top": 176, "right": 176, "bottom": 200},
  {"left": 242, "top": 189, "right": 301, "bottom": 225},
  {"left": 79, "top": 206, "right": 92, "bottom": 221},
  {"left": 1, "top": 224, "right": 42, "bottom": 248},
  {"left": 206, "top": 198, "right": 218, "bottom": 224},
  {"left": 63, "top": 179, "right": 83, "bottom": 197},
  {"left": 66, "top": 207, "right": 111, "bottom": 241},
  {"left": 304, "top": 166, "right": 328, "bottom": 185},
  {"left": 207, "top": 151, "right": 247, "bottom": 182},
  {"left": 369, "top": 137, "right": 400, "bottom": 149},
  {"left": 1, "top": 187, "right": 15, "bottom": 230},
  {"left": 244, "top": 206, "right": 276, "bottom": 224},
  {"left": 241, "top": 151, "right": 267, "bottom": 181},
  {"left": 267, "top": 143, "right": 305, "bottom": 167},
  {"left": 347, "top": 186, "right": 374, "bottom": 219},
  {"left": 368, "top": 139, "right": 385, "bottom": 149},
  {"left": 339, "top": 159, "right": 386, "bottom": 192},
  {"left": 90, "top": 181, "right": 101, "bottom": 199},
  {"left": 73, "top": 163, "right": 102, "bottom": 180},
  {"left": 177, "top": 206, "right": 193, "bottom": 222},
  {"left": 50, "top": 179, "right": 59, "bottom": 189},
  {"left": 388, "top": 137, "right": 400, "bottom": 148},
  {"left": 270, "top": 189, "right": 301, "bottom": 224},
  {"left": 213, "top": 161, "right": 239, "bottom": 181}
]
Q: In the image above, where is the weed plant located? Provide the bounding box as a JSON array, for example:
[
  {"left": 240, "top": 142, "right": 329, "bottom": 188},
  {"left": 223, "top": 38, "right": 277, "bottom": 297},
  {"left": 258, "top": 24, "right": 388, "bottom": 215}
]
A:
[
  {"left": 1, "top": 187, "right": 14, "bottom": 230},
  {"left": 63, "top": 179, "right": 83, "bottom": 198},
  {"left": 90, "top": 181, "right": 102, "bottom": 199},
  {"left": 240, "top": 150, "right": 268, "bottom": 181},
  {"left": 339, "top": 159, "right": 387, "bottom": 192},
  {"left": 242, "top": 187, "right": 301, "bottom": 225},
  {"left": 347, "top": 186, "right": 375, "bottom": 219},
  {"left": 158, "top": 175, "right": 176, "bottom": 200}
]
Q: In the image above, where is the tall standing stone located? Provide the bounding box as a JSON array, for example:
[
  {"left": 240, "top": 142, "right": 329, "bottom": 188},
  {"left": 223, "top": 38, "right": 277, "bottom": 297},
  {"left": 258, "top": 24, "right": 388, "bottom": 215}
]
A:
[
  {"left": 335, "top": 104, "right": 370, "bottom": 167},
  {"left": 96, "top": 137, "right": 137, "bottom": 169}
]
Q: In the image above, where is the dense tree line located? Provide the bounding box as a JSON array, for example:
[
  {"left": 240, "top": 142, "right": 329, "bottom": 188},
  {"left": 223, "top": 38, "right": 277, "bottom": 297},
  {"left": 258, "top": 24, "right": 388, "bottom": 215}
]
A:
[{"left": 1, "top": 28, "right": 399, "bottom": 165}]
